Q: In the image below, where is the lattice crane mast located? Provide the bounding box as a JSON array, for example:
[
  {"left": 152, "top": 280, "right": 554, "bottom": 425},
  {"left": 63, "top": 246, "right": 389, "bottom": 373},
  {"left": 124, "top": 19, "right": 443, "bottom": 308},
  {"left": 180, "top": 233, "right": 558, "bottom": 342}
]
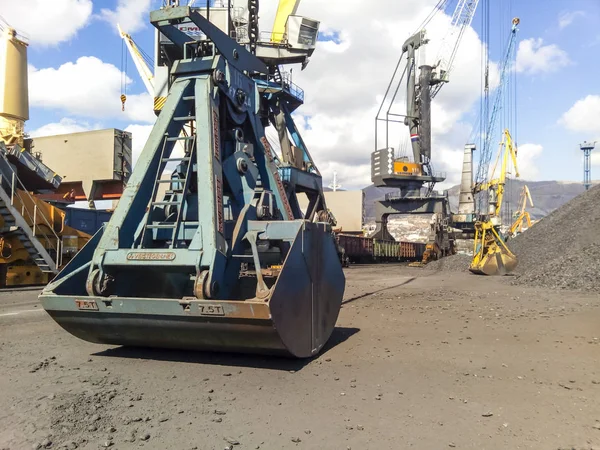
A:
[{"left": 473, "top": 18, "right": 520, "bottom": 203}]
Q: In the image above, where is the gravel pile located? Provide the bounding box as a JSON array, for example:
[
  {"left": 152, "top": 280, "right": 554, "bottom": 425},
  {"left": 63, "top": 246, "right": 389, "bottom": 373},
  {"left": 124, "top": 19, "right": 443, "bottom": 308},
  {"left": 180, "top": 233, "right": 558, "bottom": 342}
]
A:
[
  {"left": 508, "top": 183, "right": 600, "bottom": 291},
  {"left": 424, "top": 253, "right": 472, "bottom": 272}
]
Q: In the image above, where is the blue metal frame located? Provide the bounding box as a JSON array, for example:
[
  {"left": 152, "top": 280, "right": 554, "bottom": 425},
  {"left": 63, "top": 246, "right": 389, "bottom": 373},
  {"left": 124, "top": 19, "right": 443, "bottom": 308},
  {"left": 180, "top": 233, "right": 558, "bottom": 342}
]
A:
[{"left": 40, "top": 5, "right": 344, "bottom": 358}]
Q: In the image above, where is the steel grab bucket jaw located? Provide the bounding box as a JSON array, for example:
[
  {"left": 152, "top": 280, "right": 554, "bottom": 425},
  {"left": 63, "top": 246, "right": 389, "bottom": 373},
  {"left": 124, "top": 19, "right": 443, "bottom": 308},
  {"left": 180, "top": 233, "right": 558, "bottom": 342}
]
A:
[
  {"left": 252, "top": 220, "right": 345, "bottom": 357},
  {"left": 39, "top": 221, "right": 345, "bottom": 358}
]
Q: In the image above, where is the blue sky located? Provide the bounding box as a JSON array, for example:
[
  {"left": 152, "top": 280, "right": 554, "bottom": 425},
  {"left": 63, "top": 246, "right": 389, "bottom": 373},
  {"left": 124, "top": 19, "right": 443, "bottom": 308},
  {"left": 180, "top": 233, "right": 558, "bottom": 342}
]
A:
[{"left": 4, "top": 0, "right": 600, "bottom": 188}]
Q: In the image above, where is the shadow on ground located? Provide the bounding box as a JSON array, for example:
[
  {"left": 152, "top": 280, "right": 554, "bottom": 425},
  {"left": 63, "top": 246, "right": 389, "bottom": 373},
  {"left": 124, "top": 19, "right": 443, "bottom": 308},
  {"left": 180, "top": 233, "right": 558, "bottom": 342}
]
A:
[
  {"left": 342, "top": 277, "right": 417, "bottom": 306},
  {"left": 92, "top": 326, "right": 360, "bottom": 372}
]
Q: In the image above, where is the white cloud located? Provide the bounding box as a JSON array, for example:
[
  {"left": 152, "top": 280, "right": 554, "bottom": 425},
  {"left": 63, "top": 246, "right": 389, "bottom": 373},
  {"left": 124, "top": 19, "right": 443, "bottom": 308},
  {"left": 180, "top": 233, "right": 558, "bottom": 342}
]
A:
[
  {"left": 516, "top": 143, "right": 543, "bottom": 180},
  {"left": 124, "top": 124, "right": 187, "bottom": 167},
  {"left": 124, "top": 124, "right": 153, "bottom": 165},
  {"left": 0, "top": 0, "right": 92, "bottom": 45},
  {"left": 516, "top": 38, "right": 571, "bottom": 75},
  {"left": 558, "top": 10, "right": 584, "bottom": 30},
  {"left": 29, "top": 118, "right": 100, "bottom": 137},
  {"left": 29, "top": 56, "right": 155, "bottom": 124},
  {"left": 560, "top": 95, "right": 600, "bottom": 135},
  {"left": 98, "top": 0, "right": 153, "bottom": 35}
]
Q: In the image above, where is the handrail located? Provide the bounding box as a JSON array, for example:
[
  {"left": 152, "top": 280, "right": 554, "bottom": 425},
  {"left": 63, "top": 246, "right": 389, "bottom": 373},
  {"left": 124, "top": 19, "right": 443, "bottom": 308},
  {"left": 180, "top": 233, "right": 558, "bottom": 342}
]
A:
[{"left": 7, "top": 165, "right": 63, "bottom": 270}]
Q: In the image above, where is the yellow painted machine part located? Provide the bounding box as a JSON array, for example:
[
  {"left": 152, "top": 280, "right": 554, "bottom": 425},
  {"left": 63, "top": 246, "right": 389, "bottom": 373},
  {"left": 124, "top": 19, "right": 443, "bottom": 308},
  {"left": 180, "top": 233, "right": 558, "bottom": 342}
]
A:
[
  {"left": 0, "top": 193, "right": 91, "bottom": 287},
  {"left": 393, "top": 161, "right": 422, "bottom": 176},
  {"left": 5, "top": 264, "right": 49, "bottom": 287},
  {"left": 0, "top": 27, "right": 29, "bottom": 147},
  {"left": 271, "top": 0, "right": 301, "bottom": 43},
  {"left": 509, "top": 211, "right": 532, "bottom": 236},
  {"left": 509, "top": 185, "right": 534, "bottom": 237},
  {"left": 474, "top": 129, "right": 520, "bottom": 219},
  {"left": 469, "top": 221, "right": 517, "bottom": 276},
  {"left": 11, "top": 188, "right": 66, "bottom": 234}
]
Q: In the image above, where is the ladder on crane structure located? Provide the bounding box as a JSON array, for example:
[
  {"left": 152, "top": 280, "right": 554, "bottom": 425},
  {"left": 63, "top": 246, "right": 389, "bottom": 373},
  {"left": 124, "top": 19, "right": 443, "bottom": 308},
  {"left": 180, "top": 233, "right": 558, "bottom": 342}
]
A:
[{"left": 139, "top": 97, "right": 198, "bottom": 249}]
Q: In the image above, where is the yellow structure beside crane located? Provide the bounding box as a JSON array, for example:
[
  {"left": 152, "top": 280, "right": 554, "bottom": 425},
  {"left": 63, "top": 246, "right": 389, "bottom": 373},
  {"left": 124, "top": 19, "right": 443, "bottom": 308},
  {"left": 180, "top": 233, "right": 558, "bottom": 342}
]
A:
[
  {"left": 271, "top": 0, "right": 301, "bottom": 43},
  {"left": 0, "top": 19, "right": 94, "bottom": 287},
  {"left": 507, "top": 184, "right": 534, "bottom": 239},
  {"left": 0, "top": 25, "right": 29, "bottom": 147},
  {"left": 470, "top": 129, "right": 519, "bottom": 276}
]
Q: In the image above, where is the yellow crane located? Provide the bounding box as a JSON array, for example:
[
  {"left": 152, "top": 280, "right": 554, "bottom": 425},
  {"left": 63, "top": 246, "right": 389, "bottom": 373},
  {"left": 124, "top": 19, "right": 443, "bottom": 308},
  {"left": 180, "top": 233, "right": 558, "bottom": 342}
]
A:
[
  {"left": 271, "top": 0, "right": 301, "bottom": 43},
  {"left": 507, "top": 185, "right": 534, "bottom": 239},
  {"left": 469, "top": 129, "right": 519, "bottom": 276}
]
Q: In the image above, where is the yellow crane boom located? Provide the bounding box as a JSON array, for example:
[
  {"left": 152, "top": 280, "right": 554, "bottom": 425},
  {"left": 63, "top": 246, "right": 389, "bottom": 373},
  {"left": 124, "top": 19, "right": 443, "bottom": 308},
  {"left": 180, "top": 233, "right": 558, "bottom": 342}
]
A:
[
  {"left": 117, "top": 24, "right": 155, "bottom": 109},
  {"left": 271, "top": 0, "right": 301, "bottom": 43},
  {"left": 508, "top": 185, "right": 534, "bottom": 238},
  {"left": 474, "top": 128, "right": 519, "bottom": 220}
]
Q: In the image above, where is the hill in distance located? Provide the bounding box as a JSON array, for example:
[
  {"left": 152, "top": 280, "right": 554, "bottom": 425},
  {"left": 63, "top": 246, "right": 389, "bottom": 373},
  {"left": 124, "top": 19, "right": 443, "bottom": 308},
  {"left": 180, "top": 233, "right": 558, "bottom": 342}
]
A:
[{"left": 362, "top": 180, "right": 592, "bottom": 220}]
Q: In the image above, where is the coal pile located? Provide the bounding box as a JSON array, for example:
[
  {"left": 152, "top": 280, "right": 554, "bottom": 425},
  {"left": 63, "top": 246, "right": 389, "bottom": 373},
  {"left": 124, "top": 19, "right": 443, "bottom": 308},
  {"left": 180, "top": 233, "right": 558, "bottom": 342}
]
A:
[
  {"left": 424, "top": 253, "right": 472, "bottom": 272},
  {"left": 508, "top": 183, "right": 600, "bottom": 291}
]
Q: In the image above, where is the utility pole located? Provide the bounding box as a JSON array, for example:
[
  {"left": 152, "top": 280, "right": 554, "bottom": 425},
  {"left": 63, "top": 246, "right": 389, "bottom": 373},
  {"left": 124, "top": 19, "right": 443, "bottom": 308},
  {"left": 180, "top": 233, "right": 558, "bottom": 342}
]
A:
[{"left": 580, "top": 141, "right": 596, "bottom": 191}]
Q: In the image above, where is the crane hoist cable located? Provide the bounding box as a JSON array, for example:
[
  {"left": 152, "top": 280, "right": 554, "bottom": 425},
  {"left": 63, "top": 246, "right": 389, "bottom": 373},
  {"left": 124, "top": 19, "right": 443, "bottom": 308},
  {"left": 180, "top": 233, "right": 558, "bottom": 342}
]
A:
[
  {"left": 120, "top": 38, "right": 128, "bottom": 111},
  {"left": 118, "top": 24, "right": 155, "bottom": 111},
  {"left": 474, "top": 17, "right": 519, "bottom": 214}
]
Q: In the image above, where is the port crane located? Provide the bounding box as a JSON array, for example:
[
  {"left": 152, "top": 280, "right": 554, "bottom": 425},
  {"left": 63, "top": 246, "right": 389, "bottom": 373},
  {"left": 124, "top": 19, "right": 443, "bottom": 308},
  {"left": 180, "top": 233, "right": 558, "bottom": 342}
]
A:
[
  {"left": 41, "top": 0, "right": 344, "bottom": 358},
  {"left": 467, "top": 17, "right": 521, "bottom": 276},
  {"left": 371, "top": 0, "right": 479, "bottom": 261},
  {"left": 507, "top": 184, "right": 533, "bottom": 239},
  {"left": 469, "top": 129, "right": 519, "bottom": 275}
]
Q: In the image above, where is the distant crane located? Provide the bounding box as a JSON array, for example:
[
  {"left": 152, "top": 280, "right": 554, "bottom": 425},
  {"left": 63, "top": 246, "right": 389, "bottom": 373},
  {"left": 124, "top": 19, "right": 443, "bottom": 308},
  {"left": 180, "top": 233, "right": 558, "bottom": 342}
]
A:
[
  {"left": 507, "top": 184, "right": 533, "bottom": 239},
  {"left": 328, "top": 171, "right": 342, "bottom": 192},
  {"left": 580, "top": 141, "right": 596, "bottom": 191}
]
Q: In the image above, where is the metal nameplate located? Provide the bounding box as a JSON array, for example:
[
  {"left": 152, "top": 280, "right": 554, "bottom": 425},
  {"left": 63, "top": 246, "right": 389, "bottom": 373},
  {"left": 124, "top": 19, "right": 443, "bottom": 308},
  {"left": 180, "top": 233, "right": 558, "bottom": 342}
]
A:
[
  {"left": 75, "top": 299, "right": 99, "bottom": 311},
  {"left": 215, "top": 176, "right": 224, "bottom": 234},
  {"left": 198, "top": 304, "right": 225, "bottom": 317},
  {"left": 126, "top": 252, "right": 176, "bottom": 261},
  {"left": 212, "top": 107, "right": 221, "bottom": 161}
]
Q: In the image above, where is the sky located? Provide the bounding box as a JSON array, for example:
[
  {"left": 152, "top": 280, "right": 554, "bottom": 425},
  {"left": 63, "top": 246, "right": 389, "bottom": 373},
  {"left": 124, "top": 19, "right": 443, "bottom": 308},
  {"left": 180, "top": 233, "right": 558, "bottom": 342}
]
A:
[{"left": 1, "top": 0, "right": 599, "bottom": 191}]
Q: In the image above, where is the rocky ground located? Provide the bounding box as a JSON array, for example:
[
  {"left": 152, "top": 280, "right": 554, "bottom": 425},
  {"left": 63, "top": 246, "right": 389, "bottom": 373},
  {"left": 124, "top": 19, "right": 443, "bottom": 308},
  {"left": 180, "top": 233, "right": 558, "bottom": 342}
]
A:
[{"left": 1, "top": 266, "right": 600, "bottom": 450}]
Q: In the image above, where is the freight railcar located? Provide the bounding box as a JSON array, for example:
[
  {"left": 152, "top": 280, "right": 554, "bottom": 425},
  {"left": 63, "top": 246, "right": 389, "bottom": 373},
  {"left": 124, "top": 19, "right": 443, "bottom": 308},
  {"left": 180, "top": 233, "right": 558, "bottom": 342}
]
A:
[{"left": 336, "top": 233, "right": 426, "bottom": 265}]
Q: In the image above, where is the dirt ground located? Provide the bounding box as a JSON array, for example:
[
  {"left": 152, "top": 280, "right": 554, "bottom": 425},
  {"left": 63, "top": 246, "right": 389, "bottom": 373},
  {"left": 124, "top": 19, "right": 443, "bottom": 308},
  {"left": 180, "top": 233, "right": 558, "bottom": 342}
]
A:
[{"left": 1, "top": 265, "right": 600, "bottom": 450}]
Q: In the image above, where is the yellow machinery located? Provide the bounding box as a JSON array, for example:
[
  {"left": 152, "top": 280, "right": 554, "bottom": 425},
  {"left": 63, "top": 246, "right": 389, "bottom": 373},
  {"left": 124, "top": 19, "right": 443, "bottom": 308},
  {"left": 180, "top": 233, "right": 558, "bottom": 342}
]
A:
[
  {"left": 0, "top": 186, "right": 91, "bottom": 286},
  {"left": 393, "top": 160, "right": 422, "bottom": 176},
  {"left": 470, "top": 220, "right": 517, "bottom": 276},
  {"left": 271, "top": 0, "right": 301, "bottom": 43},
  {"left": 507, "top": 185, "right": 533, "bottom": 239},
  {"left": 470, "top": 129, "right": 519, "bottom": 275},
  {"left": 0, "top": 24, "right": 29, "bottom": 147},
  {"left": 0, "top": 20, "right": 92, "bottom": 286}
]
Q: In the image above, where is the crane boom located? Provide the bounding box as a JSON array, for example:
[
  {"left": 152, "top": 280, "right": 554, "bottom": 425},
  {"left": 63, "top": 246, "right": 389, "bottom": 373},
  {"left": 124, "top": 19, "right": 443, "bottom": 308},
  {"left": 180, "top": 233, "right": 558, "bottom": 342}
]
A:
[
  {"left": 271, "top": 0, "right": 301, "bottom": 43},
  {"left": 474, "top": 129, "right": 519, "bottom": 220},
  {"left": 474, "top": 18, "right": 520, "bottom": 192},
  {"left": 118, "top": 24, "right": 154, "bottom": 97},
  {"left": 431, "top": 0, "right": 480, "bottom": 99},
  {"left": 508, "top": 185, "right": 534, "bottom": 237}
]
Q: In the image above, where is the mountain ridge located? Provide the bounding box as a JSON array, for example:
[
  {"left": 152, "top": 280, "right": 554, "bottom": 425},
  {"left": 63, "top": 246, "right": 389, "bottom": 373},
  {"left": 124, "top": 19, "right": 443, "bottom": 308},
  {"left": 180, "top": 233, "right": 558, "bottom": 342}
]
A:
[{"left": 362, "top": 180, "right": 593, "bottom": 220}]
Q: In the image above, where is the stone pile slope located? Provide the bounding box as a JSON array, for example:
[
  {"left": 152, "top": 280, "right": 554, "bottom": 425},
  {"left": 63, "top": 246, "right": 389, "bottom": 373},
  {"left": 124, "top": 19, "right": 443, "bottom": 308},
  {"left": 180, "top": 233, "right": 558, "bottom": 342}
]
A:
[
  {"left": 424, "top": 253, "right": 472, "bottom": 272},
  {"left": 508, "top": 183, "right": 600, "bottom": 291}
]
